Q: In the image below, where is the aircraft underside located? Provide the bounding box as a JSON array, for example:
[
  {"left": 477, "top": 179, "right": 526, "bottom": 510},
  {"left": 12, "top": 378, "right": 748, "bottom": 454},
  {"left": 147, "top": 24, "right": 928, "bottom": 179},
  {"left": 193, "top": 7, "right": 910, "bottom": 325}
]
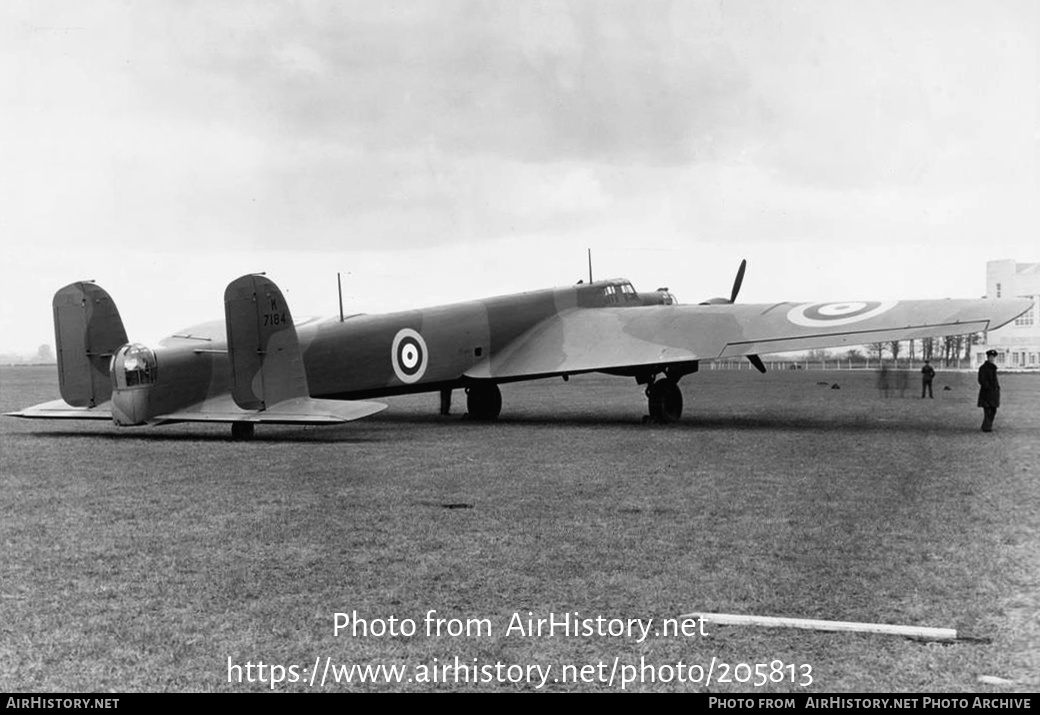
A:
[
  {"left": 316, "top": 364, "right": 693, "bottom": 427},
  {"left": 433, "top": 369, "right": 690, "bottom": 425}
]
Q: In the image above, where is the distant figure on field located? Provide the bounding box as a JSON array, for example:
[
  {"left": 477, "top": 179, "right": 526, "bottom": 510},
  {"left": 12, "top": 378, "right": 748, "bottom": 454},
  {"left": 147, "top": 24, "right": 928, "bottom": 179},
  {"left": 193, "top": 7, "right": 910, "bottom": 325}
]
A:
[
  {"left": 977, "top": 350, "right": 1001, "bottom": 432},
  {"left": 440, "top": 389, "right": 452, "bottom": 416},
  {"left": 920, "top": 360, "right": 935, "bottom": 398},
  {"left": 895, "top": 369, "right": 908, "bottom": 398},
  {"left": 876, "top": 362, "right": 890, "bottom": 398}
]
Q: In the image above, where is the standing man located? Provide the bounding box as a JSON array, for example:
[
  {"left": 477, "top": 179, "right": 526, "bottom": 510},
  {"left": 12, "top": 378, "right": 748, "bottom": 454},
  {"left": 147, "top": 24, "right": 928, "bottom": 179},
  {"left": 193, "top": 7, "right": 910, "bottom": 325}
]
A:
[
  {"left": 920, "top": 359, "right": 935, "bottom": 398},
  {"left": 876, "top": 362, "right": 890, "bottom": 398},
  {"left": 977, "top": 349, "right": 1000, "bottom": 432}
]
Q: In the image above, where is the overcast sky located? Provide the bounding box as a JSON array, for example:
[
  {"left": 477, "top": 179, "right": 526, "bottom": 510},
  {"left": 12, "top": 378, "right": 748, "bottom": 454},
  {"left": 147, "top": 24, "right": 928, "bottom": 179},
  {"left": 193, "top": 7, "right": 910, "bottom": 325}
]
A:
[{"left": 1, "top": 0, "right": 1036, "bottom": 353}]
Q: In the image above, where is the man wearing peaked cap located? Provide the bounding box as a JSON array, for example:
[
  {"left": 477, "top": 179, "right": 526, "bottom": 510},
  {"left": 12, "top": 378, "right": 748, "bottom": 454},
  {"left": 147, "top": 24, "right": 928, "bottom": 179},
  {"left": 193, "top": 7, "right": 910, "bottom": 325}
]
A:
[
  {"left": 920, "top": 359, "right": 935, "bottom": 398},
  {"left": 977, "top": 349, "right": 1001, "bottom": 432}
]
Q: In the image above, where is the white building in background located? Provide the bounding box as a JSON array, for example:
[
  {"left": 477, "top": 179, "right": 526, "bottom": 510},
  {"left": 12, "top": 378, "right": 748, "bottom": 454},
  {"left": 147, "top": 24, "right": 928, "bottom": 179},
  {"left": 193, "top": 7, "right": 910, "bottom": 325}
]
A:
[{"left": 979, "top": 259, "right": 1040, "bottom": 369}]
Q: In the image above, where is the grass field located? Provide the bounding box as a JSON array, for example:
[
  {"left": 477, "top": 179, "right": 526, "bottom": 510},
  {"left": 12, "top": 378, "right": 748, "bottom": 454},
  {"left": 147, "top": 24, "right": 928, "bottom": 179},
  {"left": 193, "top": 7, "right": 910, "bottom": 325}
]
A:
[{"left": 1, "top": 365, "right": 1037, "bottom": 692}]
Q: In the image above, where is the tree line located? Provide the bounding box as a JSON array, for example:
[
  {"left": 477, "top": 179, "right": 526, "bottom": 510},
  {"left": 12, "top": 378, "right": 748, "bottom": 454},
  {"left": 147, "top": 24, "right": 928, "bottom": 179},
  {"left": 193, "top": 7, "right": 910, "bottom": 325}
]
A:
[{"left": 805, "top": 333, "right": 983, "bottom": 368}]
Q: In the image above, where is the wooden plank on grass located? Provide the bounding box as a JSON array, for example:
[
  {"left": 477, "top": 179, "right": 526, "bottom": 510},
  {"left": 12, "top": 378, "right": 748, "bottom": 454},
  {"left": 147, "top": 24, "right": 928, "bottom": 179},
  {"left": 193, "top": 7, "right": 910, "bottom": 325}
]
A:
[{"left": 681, "top": 612, "right": 957, "bottom": 641}]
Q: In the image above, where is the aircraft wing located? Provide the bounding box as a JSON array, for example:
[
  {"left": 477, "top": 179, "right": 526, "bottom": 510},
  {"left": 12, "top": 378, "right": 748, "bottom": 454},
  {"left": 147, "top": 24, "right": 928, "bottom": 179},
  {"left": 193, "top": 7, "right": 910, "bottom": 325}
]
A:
[
  {"left": 465, "top": 298, "right": 1033, "bottom": 379},
  {"left": 157, "top": 320, "right": 227, "bottom": 349},
  {"left": 7, "top": 399, "right": 114, "bottom": 420},
  {"left": 157, "top": 316, "right": 322, "bottom": 350}
]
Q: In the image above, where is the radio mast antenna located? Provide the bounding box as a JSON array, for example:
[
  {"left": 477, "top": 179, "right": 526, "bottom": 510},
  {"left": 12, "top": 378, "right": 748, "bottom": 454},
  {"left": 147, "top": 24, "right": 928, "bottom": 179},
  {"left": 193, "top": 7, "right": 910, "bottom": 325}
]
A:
[{"left": 337, "top": 272, "right": 344, "bottom": 322}]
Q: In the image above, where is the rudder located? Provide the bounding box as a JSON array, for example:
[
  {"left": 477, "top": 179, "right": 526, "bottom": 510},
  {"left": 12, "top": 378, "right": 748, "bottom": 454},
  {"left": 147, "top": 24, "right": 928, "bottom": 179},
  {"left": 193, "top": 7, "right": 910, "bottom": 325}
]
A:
[
  {"left": 53, "top": 281, "right": 129, "bottom": 407},
  {"left": 224, "top": 274, "right": 309, "bottom": 410}
]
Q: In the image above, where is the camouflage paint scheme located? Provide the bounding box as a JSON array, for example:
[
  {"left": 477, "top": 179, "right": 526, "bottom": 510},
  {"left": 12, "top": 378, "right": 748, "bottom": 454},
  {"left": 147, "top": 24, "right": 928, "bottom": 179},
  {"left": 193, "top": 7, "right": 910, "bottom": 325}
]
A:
[
  {"left": 300, "top": 280, "right": 673, "bottom": 399},
  {"left": 8, "top": 271, "right": 1033, "bottom": 435}
]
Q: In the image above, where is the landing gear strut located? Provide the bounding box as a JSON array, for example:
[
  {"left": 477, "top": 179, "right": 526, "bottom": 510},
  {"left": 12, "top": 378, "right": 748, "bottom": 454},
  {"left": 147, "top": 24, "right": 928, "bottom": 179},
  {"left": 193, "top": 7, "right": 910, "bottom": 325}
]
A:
[
  {"left": 466, "top": 383, "right": 502, "bottom": 420},
  {"left": 231, "top": 422, "right": 255, "bottom": 440},
  {"left": 647, "top": 379, "right": 683, "bottom": 423}
]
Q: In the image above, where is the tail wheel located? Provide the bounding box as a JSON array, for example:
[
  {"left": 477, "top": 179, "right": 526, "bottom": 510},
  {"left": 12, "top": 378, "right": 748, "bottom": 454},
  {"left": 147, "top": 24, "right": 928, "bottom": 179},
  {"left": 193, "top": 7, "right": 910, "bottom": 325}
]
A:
[
  {"left": 466, "top": 383, "right": 502, "bottom": 420},
  {"left": 647, "top": 379, "right": 683, "bottom": 423},
  {"left": 231, "top": 422, "right": 255, "bottom": 440}
]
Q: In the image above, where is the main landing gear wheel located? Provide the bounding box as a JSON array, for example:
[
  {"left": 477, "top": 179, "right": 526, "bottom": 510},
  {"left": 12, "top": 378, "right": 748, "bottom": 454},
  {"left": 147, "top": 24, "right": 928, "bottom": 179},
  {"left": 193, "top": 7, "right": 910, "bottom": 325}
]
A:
[
  {"left": 466, "top": 383, "right": 502, "bottom": 421},
  {"left": 231, "top": 422, "right": 255, "bottom": 440},
  {"left": 647, "top": 379, "right": 683, "bottom": 423}
]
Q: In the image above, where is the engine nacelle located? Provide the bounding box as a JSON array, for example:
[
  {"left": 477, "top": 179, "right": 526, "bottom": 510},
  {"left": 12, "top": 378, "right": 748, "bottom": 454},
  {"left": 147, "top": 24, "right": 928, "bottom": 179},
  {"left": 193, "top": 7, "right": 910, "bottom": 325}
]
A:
[
  {"left": 642, "top": 287, "right": 677, "bottom": 306},
  {"left": 110, "top": 343, "right": 158, "bottom": 426}
]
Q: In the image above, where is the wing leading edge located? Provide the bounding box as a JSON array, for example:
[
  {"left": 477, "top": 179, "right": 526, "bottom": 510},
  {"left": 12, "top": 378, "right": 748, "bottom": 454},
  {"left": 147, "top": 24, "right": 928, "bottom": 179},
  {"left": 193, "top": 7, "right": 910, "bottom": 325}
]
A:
[{"left": 465, "top": 298, "right": 1033, "bottom": 379}]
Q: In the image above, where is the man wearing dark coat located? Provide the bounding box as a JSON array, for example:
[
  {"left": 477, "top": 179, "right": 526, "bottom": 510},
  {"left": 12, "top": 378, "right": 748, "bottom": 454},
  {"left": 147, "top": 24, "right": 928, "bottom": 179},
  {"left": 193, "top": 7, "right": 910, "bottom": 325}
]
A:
[
  {"left": 977, "top": 349, "right": 1000, "bottom": 432},
  {"left": 920, "top": 359, "right": 935, "bottom": 398}
]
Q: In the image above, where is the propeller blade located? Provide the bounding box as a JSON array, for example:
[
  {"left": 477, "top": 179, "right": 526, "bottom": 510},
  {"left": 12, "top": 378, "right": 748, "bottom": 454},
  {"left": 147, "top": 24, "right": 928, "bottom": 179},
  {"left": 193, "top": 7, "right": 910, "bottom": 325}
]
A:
[
  {"left": 730, "top": 259, "right": 747, "bottom": 303},
  {"left": 748, "top": 354, "right": 767, "bottom": 373}
]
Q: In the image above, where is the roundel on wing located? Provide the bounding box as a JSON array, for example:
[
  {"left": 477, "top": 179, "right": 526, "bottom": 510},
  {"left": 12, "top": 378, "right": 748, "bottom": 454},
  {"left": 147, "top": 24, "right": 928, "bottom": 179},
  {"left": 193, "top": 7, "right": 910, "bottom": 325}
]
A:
[
  {"left": 391, "top": 328, "right": 428, "bottom": 384},
  {"left": 787, "top": 301, "right": 898, "bottom": 327}
]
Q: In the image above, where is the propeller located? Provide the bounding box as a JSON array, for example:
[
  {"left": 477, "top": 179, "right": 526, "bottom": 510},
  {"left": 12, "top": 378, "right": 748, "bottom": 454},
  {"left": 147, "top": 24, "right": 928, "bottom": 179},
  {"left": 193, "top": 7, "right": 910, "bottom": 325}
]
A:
[
  {"left": 730, "top": 259, "right": 746, "bottom": 303},
  {"left": 710, "top": 259, "right": 765, "bottom": 373},
  {"left": 699, "top": 259, "right": 748, "bottom": 306}
]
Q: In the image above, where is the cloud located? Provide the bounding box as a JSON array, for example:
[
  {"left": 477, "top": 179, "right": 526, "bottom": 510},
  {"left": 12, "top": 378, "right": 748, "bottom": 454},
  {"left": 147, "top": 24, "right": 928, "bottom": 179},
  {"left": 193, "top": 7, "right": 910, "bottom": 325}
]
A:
[
  {"left": 104, "top": 1, "right": 753, "bottom": 167},
  {"left": 1, "top": 0, "right": 1035, "bottom": 262}
]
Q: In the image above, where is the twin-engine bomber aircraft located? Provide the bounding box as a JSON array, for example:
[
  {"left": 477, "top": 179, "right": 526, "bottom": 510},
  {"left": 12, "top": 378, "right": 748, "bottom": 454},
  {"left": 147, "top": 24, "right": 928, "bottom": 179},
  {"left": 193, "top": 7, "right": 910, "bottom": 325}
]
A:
[{"left": 8, "top": 264, "right": 1032, "bottom": 438}]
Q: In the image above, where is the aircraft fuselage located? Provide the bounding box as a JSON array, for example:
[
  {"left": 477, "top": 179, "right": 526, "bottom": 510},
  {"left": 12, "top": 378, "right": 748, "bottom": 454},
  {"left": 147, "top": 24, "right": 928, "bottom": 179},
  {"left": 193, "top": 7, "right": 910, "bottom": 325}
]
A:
[
  {"left": 98, "top": 279, "right": 668, "bottom": 425},
  {"left": 298, "top": 279, "right": 669, "bottom": 400}
]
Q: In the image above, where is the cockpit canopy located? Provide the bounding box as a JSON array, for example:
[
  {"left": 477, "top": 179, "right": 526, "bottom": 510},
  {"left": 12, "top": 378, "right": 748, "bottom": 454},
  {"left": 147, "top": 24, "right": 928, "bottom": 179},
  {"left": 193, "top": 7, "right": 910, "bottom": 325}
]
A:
[
  {"left": 601, "top": 281, "right": 640, "bottom": 305},
  {"left": 110, "top": 343, "right": 157, "bottom": 389}
]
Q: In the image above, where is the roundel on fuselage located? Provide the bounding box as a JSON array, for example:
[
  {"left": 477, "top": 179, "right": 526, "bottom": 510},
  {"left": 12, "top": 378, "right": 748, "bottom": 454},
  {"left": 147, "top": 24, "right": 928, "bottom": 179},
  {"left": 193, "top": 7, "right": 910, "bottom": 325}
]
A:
[
  {"left": 391, "top": 328, "right": 428, "bottom": 384},
  {"left": 786, "top": 301, "right": 898, "bottom": 327}
]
